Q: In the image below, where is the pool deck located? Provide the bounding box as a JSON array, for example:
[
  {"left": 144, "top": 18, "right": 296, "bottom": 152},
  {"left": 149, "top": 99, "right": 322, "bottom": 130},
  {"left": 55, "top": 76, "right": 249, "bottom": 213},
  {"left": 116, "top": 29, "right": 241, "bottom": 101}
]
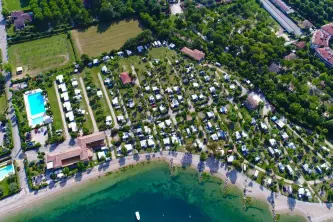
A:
[{"left": 23, "top": 89, "right": 46, "bottom": 127}]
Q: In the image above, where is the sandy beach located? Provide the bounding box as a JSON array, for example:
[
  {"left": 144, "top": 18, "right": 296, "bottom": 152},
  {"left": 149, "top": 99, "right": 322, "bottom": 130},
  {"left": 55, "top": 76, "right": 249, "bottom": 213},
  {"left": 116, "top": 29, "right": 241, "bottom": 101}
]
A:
[{"left": 0, "top": 151, "right": 332, "bottom": 221}]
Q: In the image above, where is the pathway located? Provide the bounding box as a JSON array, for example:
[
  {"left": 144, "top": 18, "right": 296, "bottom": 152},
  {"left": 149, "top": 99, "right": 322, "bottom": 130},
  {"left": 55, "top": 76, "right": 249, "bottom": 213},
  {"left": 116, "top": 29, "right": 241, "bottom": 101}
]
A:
[
  {"left": 79, "top": 78, "right": 98, "bottom": 133},
  {"left": 53, "top": 81, "right": 70, "bottom": 139},
  {"left": 97, "top": 73, "right": 119, "bottom": 128}
]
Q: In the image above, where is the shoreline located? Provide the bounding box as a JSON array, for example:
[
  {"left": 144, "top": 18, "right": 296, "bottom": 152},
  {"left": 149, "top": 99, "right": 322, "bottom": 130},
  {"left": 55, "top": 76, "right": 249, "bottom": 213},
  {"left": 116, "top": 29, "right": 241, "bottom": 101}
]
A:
[{"left": 0, "top": 152, "right": 332, "bottom": 221}]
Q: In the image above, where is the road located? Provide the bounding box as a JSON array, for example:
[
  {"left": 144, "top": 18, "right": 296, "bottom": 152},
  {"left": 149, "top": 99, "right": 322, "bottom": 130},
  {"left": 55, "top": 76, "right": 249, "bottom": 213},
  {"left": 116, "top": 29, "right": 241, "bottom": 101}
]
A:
[
  {"left": 79, "top": 78, "right": 98, "bottom": 133},
  {"left": 0, "top": 1, "right": 28, "bottom": 190}
]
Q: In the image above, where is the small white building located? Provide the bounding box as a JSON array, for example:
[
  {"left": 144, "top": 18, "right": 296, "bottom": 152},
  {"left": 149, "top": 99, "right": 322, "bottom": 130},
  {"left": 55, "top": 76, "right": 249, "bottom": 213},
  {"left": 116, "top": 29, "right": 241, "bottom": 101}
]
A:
[{"left": 97, "top": 90, "right": 103, "bottom": 98}]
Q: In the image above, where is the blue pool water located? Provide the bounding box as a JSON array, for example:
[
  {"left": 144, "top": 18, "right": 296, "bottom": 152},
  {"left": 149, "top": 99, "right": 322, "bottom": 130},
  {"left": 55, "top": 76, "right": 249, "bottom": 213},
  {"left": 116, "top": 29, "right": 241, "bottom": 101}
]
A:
[
  {"left": 28, "top": 92, "right": 45, "bottom": 116},
  {"left": 32, "top": 116, "right": 44, "bottom": 125},
  {"left": 0, "top": 164, "right": 14, "bottom": 181}
]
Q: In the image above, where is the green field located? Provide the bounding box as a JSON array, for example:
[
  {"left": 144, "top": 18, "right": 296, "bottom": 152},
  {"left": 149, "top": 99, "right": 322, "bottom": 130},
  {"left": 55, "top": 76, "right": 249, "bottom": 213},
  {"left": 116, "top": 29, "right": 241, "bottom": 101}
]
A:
[
  {"left": 8, "top": 34, "right": 75, "bottom": 77},
  {"left": 0, "top": 94, "right": 7, "bottom": 114},
  {"left": 3, "top": 0, "right": 30, "bottom": 11},
  {"left": 71, "top": 20, "right": 143, "bottom": 57},
  {"left": 45, "top": 85, "right": 64, "bottom": 131}
]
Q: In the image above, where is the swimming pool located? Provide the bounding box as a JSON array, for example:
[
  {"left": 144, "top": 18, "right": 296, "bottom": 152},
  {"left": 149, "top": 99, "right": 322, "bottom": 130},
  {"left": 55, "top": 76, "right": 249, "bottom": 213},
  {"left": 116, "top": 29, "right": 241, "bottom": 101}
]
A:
[
  {"left": 0, "top": 164, "right": 15, "bottom": 181},
  {"left": 28, "top": 92, "right": 45, "bottom": 116}
]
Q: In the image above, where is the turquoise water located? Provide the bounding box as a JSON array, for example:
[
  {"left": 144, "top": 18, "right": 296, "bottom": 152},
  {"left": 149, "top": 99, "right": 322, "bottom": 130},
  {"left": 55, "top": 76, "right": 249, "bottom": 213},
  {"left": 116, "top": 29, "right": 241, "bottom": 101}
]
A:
[
  {"left": 5, "top": 162, "right": 306, "bottom": 222},
  {"left": 0, "top": 164, "right": 14, "bottom": 181},
  {"left": 32, "top": 116, "right": 44, "bottom": 125},
  {"left": 27, "top": 92, "right": 45, "bottom": 116}
]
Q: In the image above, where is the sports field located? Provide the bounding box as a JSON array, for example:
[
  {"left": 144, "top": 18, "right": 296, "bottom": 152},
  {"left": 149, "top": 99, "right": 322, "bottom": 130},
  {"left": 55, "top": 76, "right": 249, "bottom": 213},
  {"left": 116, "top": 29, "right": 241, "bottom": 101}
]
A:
[
  {"left": 3, "top": 0, "right": 29, "bottom": 11},
  {"left": 8, "top": 34, "right": 75, "bottom": 77},
  {"left": 71, "top": 20, "right": 143, "bottom": 57}
]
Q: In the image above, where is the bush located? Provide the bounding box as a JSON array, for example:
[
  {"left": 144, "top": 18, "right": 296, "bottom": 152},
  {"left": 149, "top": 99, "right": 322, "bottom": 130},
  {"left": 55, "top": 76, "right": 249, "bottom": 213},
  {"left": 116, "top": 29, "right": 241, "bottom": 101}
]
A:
[
  {"left": 0, "top": 187, "right": 3, "bottom": 197},
  {"left": 9, "top": 182, "right": 18, "bottom": 194}
]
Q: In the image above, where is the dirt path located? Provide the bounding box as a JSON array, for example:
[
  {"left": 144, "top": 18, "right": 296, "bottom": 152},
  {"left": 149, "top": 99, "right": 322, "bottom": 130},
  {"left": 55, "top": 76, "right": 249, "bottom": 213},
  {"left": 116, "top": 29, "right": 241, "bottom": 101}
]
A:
[{"left": 71, "top": 31, "right": 83, "bottom": 55}]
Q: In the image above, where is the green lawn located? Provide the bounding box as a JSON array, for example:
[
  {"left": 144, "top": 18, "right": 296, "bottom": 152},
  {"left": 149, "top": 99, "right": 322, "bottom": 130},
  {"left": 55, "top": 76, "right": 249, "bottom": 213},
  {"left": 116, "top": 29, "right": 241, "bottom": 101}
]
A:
[
  {"left": 77, "top": 82, "right": 94, "bottom": 133},
  {"left": 9, "top": 34, "right": 75, "bottom": 77},
  {"left": 3, "top": 0, "right": 30, "bottom": 11},
  {"left": 45, "top": 85, "right": 64, "bottom": 131},
  {"left": 85, "top": 67, "right": 111, "bottom": 128},
  {"left": 0, "top": 94, "right": 7, "bottom": 115},
  {"left": 71, "top": 20, "right": 143, "bottom": 57}
]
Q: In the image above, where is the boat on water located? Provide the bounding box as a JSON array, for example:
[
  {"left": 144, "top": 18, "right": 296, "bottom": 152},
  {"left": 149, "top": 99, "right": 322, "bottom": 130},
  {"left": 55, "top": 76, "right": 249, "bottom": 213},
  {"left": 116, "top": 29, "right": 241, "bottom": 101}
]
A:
[{"left": 135, "top": 211, "right": 140, "bottom": 221}]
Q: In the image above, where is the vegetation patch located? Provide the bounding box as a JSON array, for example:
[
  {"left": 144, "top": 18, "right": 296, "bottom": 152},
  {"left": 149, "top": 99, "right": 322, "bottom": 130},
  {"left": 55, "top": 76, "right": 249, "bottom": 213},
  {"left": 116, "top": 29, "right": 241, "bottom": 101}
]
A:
[
  {"left": 3, "top": 0, "right": 30, "bottom": 12},
  {"left": 8, "top": 34, "right": 75, "bottom": 77},
  {"left": 71, "top": 20, "right": 143, "bottom": 57}
]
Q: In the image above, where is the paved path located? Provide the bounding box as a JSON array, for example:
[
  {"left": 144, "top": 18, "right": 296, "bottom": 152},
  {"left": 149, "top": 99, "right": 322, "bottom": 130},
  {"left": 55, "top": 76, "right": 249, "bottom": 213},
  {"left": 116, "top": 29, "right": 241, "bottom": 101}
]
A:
[
  {"left": 0, "top": 1, "right": 28, "bottom": 189},
  {"left": 79, "top": 78, "right": 98, "bottom": 133},
  {"left": 53, "top": 81, "right": 70, "bottom": 139},
  {"left": 0, "top": 0, "right": 7, "bottom": 62},
  {"left": 97, "top": 73, "right": 119, "bottom": 128}
]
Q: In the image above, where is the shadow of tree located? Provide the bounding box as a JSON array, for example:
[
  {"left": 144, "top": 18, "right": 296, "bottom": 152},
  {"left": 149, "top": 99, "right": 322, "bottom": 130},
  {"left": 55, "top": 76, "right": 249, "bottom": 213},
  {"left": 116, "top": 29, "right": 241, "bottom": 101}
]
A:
[
  {"left": 227, "top": 169, "right": 238, "bottom": 184},
  {"left": 205, "top": 157, "right": 220, "bottom": 173},
  {"left": 181, "top": 153, "right": 192, "bottom": 167},
  {"left": 287, "top": 197, "right": 296, "bottom": 211},
  {"left": 118, "top": 157, "right": 125, "bottom": 166}
]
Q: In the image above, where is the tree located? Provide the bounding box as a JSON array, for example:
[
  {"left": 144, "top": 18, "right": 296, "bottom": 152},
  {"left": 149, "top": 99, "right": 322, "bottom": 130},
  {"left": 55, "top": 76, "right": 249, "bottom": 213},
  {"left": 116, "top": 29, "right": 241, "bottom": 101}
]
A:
[
  {"left": 232, "top": 160, "right": 242, "bottom": 171},
  {"left": 328, "top": 190, "right": 333, "bottom": 202},
  {"left": 200, "top": 152, "right": 207, "bottom": 161},
  {"left": 81, "top": 54, "right": 90, "bottom": 65},
  {"left": 207, "top": 142, "right": 219, "bottom": 155},
  {"left": 185, "top": 144, "right": 195, "bottom": 153},
  {"left": 77, "top": 161, "right": 85, "bottom": 171},
  {"left": 3, "top": 63, "right": 12, "bottom": 73},
  {"left": 9, "top": 182, "right": 18, "bottom": 194},
  {"left": 121, "top": 144, "right": 128, "bottom": 156},
  {"left": 7, "top": 173, "right": 16, "bottom": 184},
  {"left": 0, "top": 187, "right": 3, "bottom": 197},
  {"left": 63, "top": 167, "right": 70, "bottom": 176}
]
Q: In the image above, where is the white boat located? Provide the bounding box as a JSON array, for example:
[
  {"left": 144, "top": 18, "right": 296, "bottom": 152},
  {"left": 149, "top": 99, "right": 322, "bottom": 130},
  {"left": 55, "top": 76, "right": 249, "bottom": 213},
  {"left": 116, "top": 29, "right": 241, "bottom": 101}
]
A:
[{"left": 135, "top": 211, "right": 140, "bottom": 221}]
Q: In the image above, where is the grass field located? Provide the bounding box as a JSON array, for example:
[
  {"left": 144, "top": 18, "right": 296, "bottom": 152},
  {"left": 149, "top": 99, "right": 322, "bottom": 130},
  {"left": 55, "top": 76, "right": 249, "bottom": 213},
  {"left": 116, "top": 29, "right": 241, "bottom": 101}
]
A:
[
  {"left": 0, "top": 94, "right": 7, "bottom": 114},
  {"left": 3, "top": 0, "right": 29, "bottom": 11},
  {"left": 8, "top": 34, "right": 75, "bottom": 77},
  {"left": 45, "top": 85, "right": 64, "bottom": 131},
  {"left": 71, "top": 20, "right": 143, "bottom": 57}
]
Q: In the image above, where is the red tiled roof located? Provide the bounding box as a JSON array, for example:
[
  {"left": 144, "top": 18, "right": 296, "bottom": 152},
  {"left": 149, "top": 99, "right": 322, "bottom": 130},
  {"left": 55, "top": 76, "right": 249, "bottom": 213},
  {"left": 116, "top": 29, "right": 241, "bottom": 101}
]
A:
[
  {"left": 120, "top": 72, "right": 132, "bottom": 84},
  {"left": 271, "top": 0, "right": 289, "bottom": 12},
  {"left": 180, "top": 47, "right": 205, "bottom": 62},
  {"left": 77, "top": 132, "right": 105, "bottom": 149},
  {"left": 46, "top": 146, "right": 93, "bottom": 169},
  {"left": 315, "top": 47, "right": 333, "bottom": 66},
  {"left": 284, "top": 52, "right": 296, "bottom": 60},
  {"left": 311, "top": 30, "right": 329, "bottom": 47},
  {"left": 295, "top": 41, "right": 306, "bottom": 49},
  {"left": 322, "top": 23, "right": 333, "bottom": 36}
]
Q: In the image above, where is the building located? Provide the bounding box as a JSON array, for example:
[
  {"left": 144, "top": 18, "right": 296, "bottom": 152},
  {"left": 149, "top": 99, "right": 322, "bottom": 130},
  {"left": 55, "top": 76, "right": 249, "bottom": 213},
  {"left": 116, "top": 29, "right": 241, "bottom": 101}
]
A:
[
  {"left": 315, "top": 47, "right": 333, "bottom": 68},
  {"left": 322, "top": 23, "right": 333, "bottom": 36},
  {"left": 180, "top": 47, "right": 205, "bottom": 62},
  {"left": 77, "top": 132, "right": 106, "bottom": 150},
  {"left": 46, "top": 146, "right": 93, "bottom": 170},
  {"left": 270, "top": 0, "right": 294, "bottom": 14},
  {"left": 245, "top": 94, "right": 262, "bottom": 110},
  {"left": 10, "top": 11, "right": 32, "bottom": 30},
  {"left": 119, "top": 72, "right": 132, "bottom": 85},
  {"left": 260, "top": 0, "right": 302, "bottom": 36},
  {"left": 311, "top": 30, "right": 330, "bottom": 48}
]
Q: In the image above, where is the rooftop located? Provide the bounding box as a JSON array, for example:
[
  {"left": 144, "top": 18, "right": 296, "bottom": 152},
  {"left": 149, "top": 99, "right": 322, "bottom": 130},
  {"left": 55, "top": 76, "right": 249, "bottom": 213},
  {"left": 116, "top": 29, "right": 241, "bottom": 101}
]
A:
[
  {"left": 120, "top": 72, "right": 132, "bottom": 85},
  {"left": 180, "top": 47, "right": 205, "bottom": 62}
]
